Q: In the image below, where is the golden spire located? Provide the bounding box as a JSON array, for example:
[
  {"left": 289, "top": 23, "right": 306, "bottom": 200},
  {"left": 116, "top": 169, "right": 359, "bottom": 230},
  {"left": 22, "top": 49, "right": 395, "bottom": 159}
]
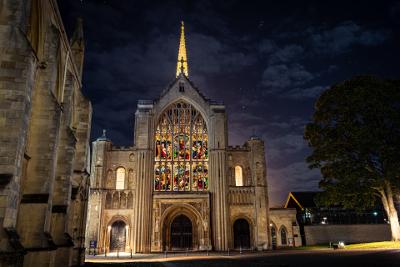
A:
[{"left": 176, "top": 21, "right": 189, "bottom": 77}]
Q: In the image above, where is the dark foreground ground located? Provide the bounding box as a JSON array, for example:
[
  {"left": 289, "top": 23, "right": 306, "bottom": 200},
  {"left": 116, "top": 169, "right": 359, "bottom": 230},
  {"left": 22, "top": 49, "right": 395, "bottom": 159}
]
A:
[{"left": 85, "top": 249, "right": 400, "bottom": 267}]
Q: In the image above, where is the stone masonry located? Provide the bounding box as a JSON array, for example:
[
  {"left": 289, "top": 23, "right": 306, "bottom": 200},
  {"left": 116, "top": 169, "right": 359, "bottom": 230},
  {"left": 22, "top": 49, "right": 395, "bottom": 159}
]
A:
[{"left": 0, "top": 1, "right": 92, "bottom": 266}]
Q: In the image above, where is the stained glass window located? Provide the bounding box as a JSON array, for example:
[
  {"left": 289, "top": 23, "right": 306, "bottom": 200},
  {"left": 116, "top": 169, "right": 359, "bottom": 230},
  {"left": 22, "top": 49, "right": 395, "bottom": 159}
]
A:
[{"left": 154, "top": 101, "right": 208, "bottom": 191}]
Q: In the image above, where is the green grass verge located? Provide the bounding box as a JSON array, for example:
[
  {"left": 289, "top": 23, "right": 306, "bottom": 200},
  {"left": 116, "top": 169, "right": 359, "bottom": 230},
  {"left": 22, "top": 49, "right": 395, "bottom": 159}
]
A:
[
  {"left": 344, "top": 241, "right": 400, "bottom": 249},
  {"left": 291, "top": 241, "right": 400, "bottom": 250}
]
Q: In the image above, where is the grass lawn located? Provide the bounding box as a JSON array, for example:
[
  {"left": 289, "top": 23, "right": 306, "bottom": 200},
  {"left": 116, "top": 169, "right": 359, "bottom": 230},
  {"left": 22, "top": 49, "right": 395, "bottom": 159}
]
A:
[
  {"left": 344, "top": 241, "right": 400, "bottom": 249},
  {"left": 293, "top": 241, "right": 400, "bottom": 250}
]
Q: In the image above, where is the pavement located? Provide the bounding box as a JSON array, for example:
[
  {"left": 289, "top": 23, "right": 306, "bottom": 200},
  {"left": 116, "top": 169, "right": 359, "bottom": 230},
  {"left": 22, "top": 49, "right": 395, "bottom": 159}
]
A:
[{"left": 85, "top": 249, "right": 400, "bottom": 267}]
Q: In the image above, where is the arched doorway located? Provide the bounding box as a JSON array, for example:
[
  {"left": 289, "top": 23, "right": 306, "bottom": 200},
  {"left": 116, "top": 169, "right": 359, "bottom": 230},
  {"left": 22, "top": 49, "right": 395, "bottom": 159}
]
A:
[
  {"left": 110, "top": 220, "right": 126, "bottom": 252},
  {"left": 170, "top": 214, "right": 192, "bottom": 250},
  {"left": 233, "top": 219, "right": 250, "bottom": 249}
]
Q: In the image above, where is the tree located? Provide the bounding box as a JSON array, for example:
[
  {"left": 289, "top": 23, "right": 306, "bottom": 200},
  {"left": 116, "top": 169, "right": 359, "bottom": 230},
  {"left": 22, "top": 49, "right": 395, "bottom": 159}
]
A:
[{"left": 304, "top": 75, "right": 400, "bottom": 241}]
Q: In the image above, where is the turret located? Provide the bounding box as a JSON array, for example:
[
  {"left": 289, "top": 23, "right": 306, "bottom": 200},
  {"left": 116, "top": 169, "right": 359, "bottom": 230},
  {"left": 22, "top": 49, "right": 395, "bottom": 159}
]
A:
[
  {"left": 246, "top": 135, "right": 267, "bottom": 186},
  {"left": 246, "top": 135, "right": 270, "bottom": 249},
  {"left": 90, "top": 129, "right": 111, "bottom": 188}
]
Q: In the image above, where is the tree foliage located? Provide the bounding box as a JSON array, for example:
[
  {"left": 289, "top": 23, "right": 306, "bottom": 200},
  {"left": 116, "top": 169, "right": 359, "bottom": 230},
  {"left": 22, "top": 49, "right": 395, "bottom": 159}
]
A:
[{"left": 304, "top": 75, "right": 400, "bottom": 211}]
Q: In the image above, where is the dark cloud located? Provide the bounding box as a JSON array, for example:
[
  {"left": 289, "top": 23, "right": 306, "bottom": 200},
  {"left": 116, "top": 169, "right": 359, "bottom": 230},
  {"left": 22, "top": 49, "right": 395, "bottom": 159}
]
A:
[
  {"left": 285, "top": 85, "right": 327, "bottom": 99},
  {"left": 261, "top": 63, "right": 314, "bottom": 90},
  {"left": 269, "top": 45, "right": 304, "bottom": 64},
  {"left": 308, "top": 21, "right": 390, "bottom": 55}
]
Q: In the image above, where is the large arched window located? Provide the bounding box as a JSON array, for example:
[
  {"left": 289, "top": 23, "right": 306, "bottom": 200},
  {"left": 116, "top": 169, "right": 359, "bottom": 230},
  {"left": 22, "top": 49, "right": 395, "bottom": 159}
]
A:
[
  {"left": 235, "top": 166, "right": 243, "bottom": 186},
  {"left": 116, "top": 167, "right": 125, "bottom": 190},
  {"left": 154, "top": 101, "right": 208, "bottom": 191}
]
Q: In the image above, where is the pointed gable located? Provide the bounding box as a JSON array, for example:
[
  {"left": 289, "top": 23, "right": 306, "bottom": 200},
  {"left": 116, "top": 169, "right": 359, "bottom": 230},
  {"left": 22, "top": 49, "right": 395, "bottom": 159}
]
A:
[{"left": 284, "top": 191, "right": 318, "bottom": 210}]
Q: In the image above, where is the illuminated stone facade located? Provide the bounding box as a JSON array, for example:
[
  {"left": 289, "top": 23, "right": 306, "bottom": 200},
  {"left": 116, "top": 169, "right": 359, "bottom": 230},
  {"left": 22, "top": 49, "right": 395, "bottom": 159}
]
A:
[
  {"left": 85, "top": 24, "right": 275, "bottom": 253},
  {"left": 0, "top": 1, "right": 92, "bottom": 266}
]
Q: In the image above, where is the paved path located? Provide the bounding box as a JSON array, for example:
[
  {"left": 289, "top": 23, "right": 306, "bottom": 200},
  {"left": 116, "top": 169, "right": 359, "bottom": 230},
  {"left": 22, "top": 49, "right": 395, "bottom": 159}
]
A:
[{"left": 85, "top": 249, "right": 400, "bottom": 267}]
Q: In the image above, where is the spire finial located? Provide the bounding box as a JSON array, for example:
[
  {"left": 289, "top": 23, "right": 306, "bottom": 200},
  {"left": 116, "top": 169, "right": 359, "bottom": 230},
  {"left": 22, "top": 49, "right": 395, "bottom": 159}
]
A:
[
  {"left": 176, "top": 21, "right": 189, "bottom": 77},
  {"left": 97, "top": 129, "right": 108, "bottom": 141}
]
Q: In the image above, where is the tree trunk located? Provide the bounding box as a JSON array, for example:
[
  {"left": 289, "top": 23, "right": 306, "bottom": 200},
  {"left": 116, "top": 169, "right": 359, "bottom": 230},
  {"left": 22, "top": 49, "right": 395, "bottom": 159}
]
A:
[{"left": 380, "top": 182, "right": 400, "bottom": 241}]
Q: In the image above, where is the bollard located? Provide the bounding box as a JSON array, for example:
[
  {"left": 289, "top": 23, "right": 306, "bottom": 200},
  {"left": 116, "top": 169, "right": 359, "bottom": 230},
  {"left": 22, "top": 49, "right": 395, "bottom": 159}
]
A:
[
  {"left": 240, "top": 246, "right": 242, "bottom": 254},
  {"left": 227, "top": 248, "right": 230, "bottom": 256},
  {"left": 207, "top": 248, "right": 209, "bottom": 256},
  {"left": 105, "top": 249, "right": 107, "bottom": 258},
  {"left": 130, "top": 249, "right": 133, "bottom": 259},
  {"left": 117, "top": 249, "right": 119, "bottom": 258},
  {"left": 164, "top": 250, "right": 168, "bottom": 258}
]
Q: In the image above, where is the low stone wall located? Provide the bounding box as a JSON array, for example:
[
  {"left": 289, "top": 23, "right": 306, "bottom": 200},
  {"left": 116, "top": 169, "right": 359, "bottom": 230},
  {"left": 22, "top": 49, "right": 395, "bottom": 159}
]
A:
[{"left": 304, "top": 224, "right": 391, "bottom": 245}]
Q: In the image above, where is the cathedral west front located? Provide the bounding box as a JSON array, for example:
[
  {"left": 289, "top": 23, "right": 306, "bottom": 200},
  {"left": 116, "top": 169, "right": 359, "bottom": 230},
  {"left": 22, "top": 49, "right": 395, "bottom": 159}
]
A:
[{"left": 85, "top": 22, "right": 272, "bottom": 253}]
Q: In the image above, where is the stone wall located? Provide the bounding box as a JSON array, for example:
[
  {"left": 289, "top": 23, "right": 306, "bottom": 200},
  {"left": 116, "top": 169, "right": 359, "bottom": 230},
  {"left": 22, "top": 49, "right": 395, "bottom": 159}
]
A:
[
  {"left": 0, "top": 1, "right": 92, "bottom": 266},
  {"left": 270, "top": 208, "right": 302, "bottom": 247},
  {"left": 85, "top": 138, "right": 137, "bottom": 253},
  {"left": 304, "top": 224, "right": 391, "bottom": 245}
]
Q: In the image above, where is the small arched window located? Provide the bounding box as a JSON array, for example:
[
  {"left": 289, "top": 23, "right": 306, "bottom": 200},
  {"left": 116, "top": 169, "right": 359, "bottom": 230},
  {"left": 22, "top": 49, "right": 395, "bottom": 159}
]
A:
[
  {"left": 116, "top": 167, "right": 125, "bottom": 190},
  {"left": 271, "top": 224, "right": 277, "bottom": 247},
  {"left": 179, "top": 82, "right": 185, "bottom": 92},
  {"left": 280, "top": 227, "right": 287, "bottom": 246},
  {"left": 235, "top": 166, "right": 243, "bottom": 186}
]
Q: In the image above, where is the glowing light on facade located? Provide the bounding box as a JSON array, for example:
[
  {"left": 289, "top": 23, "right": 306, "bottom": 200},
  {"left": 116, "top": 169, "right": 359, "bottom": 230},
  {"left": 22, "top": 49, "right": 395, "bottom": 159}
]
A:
[{"left": 176, "top": 21, "right": 189, "bottom": 77}]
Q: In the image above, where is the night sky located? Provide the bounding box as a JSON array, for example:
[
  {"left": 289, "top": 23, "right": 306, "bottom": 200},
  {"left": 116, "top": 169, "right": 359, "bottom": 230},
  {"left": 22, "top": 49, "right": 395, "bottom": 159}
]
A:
[{"left": 58, "top": 0, "right": 400, "bottom": 206}]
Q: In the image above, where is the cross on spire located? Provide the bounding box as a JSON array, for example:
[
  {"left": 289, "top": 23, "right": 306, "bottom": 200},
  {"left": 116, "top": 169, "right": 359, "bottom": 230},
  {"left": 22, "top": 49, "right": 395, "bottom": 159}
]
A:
[{"left": 176, "top": 21, "right": 189, "bottom": 77}]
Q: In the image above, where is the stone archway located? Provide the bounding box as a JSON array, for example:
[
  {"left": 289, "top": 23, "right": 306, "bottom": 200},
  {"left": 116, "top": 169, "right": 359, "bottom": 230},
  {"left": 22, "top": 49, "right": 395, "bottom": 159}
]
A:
[
  {"left": 110, "top": 220, "right": 126, "bottom": 252},
  {"left": 160, "top": 204, "right": 203, "bottom": 251},
  {"left": 233, "top": 218, "right": 250, "bottom": 249},
  {"left": 170, "top": 214, "right": 193, "bottom": 250}
]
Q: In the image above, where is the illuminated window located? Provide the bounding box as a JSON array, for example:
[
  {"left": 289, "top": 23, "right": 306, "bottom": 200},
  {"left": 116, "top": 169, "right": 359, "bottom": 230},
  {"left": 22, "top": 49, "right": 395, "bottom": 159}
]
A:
[
  {"left": 235, "top": 166, "right": 243, "bottom": 186},
  {"left": 116, "top": 167, "right": 125, "bottom": 190},
  {"left": 154, "top": 101, "right": 208, "bottom": 191}
]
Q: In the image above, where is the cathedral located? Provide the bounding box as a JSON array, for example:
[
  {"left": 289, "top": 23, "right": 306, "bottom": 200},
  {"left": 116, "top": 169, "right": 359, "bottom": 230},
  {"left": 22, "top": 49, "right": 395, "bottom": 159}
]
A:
[{"left": 85, "top": 22, "right": 274, "bottom": 253}]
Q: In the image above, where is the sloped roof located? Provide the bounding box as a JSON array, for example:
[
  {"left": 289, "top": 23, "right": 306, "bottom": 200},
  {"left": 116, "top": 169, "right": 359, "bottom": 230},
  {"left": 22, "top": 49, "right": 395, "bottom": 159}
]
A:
[
  {"left": 156, "top": 74, "right": 222, "bottom": 105},
  {"left": 284, "top": 191, "right": 318, "bottom": 210}
]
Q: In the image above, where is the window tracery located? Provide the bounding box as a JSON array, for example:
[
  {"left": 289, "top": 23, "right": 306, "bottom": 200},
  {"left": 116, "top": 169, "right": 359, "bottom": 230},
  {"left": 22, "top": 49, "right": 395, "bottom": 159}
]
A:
[{"left": 154, "top": 101, "right": 208, "bottom": 191}]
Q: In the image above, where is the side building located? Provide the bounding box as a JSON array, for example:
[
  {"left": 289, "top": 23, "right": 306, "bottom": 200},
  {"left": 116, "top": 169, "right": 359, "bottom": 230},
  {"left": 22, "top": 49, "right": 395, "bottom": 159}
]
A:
[
  {"left": 285, "top": 191, "right": 392, "bottom": 245},
  {"left": 0, "top": 1, "right": 92, "bottom": 267}
]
